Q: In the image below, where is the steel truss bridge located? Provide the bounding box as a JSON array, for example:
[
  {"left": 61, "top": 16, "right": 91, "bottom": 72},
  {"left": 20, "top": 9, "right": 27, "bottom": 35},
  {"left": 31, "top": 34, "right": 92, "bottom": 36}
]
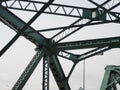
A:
[{"left": 0, "top": 0, "right": 120, "bottom": 90}]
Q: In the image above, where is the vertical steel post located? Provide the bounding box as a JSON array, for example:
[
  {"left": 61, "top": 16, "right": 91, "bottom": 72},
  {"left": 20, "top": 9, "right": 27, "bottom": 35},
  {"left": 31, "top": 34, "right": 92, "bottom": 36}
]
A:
[{"left": 43, "top": 55, "right": 50, "bottom": 90}]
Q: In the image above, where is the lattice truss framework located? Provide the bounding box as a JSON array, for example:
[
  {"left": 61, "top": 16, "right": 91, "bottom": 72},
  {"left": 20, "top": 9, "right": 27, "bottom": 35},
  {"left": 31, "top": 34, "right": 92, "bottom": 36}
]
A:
[{"left": 0, "top": 0, "right": 120, "bottom": 90}]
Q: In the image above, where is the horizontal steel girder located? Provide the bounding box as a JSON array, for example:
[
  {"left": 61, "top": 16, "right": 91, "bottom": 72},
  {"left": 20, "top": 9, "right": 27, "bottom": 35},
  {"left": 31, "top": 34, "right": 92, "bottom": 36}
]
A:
[
  {"left": 58, "top": 47, "right": 111, "bottom": 63},
  {"left": 1, "top": 0, "right": 120, "bottom": 21},
  {"left": 1, "top": 0, "right": 93, "bottom": 18},
  {"left": 27, "top": 19, "right": 119, "bottom": 33},
  {"left": 57, "top": 36, "right": 120, "bottom": 50},
  {"left": 51, "top": 0, "right": 120, "bottom": 43}
]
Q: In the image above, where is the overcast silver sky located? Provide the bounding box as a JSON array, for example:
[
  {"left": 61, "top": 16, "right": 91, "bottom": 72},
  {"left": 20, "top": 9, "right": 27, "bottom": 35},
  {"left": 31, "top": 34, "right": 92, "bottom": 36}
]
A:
[{"left": 0, "top": 0, "right": 120, "bottom": 90}]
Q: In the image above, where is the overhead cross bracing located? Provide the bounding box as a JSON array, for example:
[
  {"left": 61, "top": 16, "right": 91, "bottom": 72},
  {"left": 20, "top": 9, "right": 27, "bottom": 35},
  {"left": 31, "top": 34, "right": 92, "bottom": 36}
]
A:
[
  {"left": 0, "top": 0, "right": 120, "bottom": 90},
  {"left": 1, "top": 0, "right": 120, "bottom": 19},
  {"left": 2, "top": 0, "right": 119, "bottom": 42}
]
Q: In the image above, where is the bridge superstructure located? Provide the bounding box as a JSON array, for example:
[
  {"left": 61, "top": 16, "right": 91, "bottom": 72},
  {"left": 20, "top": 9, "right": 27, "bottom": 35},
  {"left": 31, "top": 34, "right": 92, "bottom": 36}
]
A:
[{"left": 0, "top": 0, "right": 120, "bottom": 90}]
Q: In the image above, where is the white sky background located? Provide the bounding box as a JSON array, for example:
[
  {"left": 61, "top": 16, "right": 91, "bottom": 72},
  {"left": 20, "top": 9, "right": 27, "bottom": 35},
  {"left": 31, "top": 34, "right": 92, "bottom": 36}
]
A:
[{"left": 0, "top": 0, "right": 120, "bottom": 90}]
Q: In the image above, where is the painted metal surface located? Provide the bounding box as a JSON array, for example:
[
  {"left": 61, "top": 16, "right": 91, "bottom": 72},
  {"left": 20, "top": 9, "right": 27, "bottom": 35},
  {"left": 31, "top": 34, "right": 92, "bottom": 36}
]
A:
[
  {"left": 0, "top": 0, "right": 120, "bottom": 90},
  {"left": 100, "top": 65, "right": 120, "bottom": 90}
]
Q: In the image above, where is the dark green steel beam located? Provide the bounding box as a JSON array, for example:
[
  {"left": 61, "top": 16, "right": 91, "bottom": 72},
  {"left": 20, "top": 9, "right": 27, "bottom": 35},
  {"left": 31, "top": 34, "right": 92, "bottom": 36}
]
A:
[
  {"left": 2, "top": 0, "right": 119, "bottom": 43},
  {"left": 58, "top": 47, "right": 111, "bottom": 63},
  {"left": 100, "top": 65, "right": 114, "bottom": 90},
  {"left": 0, "top": 0, "right": 54, "bottom": 56},
  {"left": 100, "top": 65, "right": 120, "bottom": 90},
  {"left": 57, "top": 36, "right": 120, "bottom": 50},
  {"left": 1, "top": 0, "right": 92, "bottom": 18},
  {"left": 43, "top": 55, "right": 50, "bottom": 90},
  {"left": 51, "top": 0, "right": 113, "bottom": 42},
  {"left": 0, "top": 6, "right": 47, "bottom": 46},
  {"left": 48, "top": 54, "right": 71, "bottom": 90},
  {"left": 58, "top": 50, "right": 78, "bottom": 62},
  {"left": 89, "top": 0, "right": 120, "bottom": 20},
  {"left": 0, "top": 0, "right": 9, "bottom": 2},
  {"left": 26, "top": 19, "right": 119, "bottom": 33},
  {"left": 12, "top": 48, "right": 45, "bottom": 90},
  {"left": 2, "top": 0, "right": 120, "bottom": 21}
]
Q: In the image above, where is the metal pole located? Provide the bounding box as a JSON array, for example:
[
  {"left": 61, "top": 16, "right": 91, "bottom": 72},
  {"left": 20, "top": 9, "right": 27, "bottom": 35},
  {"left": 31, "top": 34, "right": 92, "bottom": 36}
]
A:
[{"left": 83, "top": 60, "right": 85, "bottom": 90}]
